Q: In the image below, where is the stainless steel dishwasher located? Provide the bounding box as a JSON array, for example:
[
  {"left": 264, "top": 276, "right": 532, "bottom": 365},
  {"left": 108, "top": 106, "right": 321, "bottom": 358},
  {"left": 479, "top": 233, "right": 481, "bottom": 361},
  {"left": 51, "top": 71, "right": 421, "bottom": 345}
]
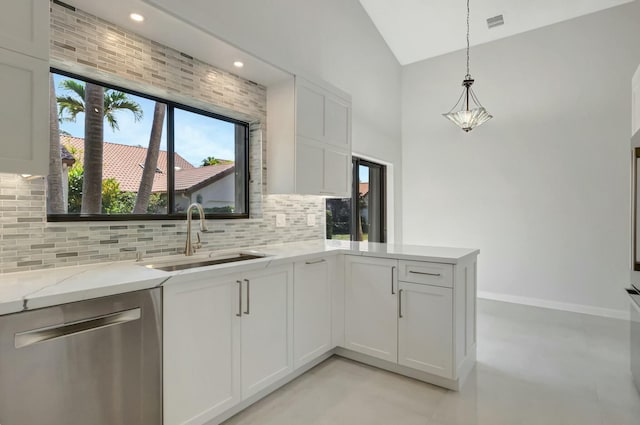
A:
[{"left": 0, "top": 288, "right": 162, "bottom": 425}]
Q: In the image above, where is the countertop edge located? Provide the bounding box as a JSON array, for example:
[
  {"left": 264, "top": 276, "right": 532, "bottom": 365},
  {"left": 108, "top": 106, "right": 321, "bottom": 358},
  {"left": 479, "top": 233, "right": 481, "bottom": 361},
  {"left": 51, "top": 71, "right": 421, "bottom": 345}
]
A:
[{"left": 0, "top": 241, "right": 479, "bottom": 315}]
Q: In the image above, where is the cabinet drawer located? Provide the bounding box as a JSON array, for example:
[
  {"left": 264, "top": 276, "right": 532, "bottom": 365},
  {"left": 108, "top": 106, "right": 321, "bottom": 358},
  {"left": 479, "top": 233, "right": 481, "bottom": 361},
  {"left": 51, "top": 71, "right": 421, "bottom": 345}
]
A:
[{"left": 398, "top": 260, "right": 453, "bottom": 288}]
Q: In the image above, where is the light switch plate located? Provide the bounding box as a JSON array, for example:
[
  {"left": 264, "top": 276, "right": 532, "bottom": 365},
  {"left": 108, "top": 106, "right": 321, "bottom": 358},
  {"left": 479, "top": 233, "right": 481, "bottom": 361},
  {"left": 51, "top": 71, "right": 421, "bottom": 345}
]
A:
[
  {"left": 307, "top": 214, "right": 316, "bottom": 226},
  {"left": 276, "top": 214, "right": 286, "bottom": 227}
]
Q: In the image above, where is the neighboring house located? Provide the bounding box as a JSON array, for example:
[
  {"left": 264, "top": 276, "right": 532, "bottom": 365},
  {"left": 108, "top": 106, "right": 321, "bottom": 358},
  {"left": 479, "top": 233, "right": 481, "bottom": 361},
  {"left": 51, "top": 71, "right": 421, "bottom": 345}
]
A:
[
  {"left": 61, "top": 136, "right": 235, "bottom": 211},
  {"left": 153, "top": 164, "right": 236, "bottom": 212}
]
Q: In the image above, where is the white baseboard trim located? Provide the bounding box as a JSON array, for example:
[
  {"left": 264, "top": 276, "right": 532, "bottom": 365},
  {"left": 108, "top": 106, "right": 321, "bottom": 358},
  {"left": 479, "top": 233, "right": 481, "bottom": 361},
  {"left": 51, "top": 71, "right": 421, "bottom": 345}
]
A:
[{"left": 478, "top": 291, "right": 629, "bottom": 320}]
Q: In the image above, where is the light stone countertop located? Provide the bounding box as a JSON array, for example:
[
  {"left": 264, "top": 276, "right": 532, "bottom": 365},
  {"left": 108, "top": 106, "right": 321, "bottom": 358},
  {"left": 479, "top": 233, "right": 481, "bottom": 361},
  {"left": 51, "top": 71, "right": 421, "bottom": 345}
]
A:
[{"left": 0, "top": 240, "right": 479, "bottom": 316}]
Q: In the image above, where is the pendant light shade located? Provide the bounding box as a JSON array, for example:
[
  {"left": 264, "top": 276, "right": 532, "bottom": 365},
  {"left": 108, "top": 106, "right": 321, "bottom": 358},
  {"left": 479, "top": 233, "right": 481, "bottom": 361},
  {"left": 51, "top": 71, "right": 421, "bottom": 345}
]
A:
[{"left": 443, "top": 0, "right": 492, "bottom": 132}]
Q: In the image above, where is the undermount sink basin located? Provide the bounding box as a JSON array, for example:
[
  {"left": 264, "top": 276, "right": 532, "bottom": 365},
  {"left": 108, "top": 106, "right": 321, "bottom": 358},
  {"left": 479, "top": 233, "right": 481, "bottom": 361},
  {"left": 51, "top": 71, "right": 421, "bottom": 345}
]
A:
[{"left": 143, "top": 252, "right": 267, "bottom": 272}]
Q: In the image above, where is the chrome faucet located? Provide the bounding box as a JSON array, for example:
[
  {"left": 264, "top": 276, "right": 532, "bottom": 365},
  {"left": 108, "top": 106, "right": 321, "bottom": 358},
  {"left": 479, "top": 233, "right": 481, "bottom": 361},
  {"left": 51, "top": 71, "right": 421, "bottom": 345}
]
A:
[{"left": 185, "top": 203, "right": 209, "bottom": 256}]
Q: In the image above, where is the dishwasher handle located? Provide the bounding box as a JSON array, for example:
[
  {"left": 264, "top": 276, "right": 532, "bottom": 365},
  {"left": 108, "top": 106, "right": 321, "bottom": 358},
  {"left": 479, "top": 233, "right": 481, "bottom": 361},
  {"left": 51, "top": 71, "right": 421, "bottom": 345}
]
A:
[{"left": 14, "top": 307, "right": 141, "bottom": 349}]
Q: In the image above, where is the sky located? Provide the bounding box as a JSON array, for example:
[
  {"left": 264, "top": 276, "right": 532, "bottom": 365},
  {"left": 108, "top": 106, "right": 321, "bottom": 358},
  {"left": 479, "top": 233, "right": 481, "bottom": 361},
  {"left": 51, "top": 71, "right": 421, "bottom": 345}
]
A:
[{"left": 52, "top": 73, "right": 236, "bottom": 166}]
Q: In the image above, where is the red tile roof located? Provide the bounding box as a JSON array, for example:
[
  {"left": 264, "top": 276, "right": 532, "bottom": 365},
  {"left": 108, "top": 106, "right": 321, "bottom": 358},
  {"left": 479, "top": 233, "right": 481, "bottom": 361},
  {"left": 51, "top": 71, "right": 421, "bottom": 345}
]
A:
[
  {"left": 359, "top": 182, "right": 369, "bottom": 196},
  {"left": 155, "top": 163, "right": 235, "bottom": 193},
  {"left": 61, "top": 136, "right": 233, "bottom": 193}
]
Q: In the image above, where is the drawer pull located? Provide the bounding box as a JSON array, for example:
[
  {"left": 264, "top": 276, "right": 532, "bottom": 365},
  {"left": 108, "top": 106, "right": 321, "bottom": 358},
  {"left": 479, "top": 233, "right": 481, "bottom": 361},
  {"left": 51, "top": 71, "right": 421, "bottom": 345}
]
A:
[
  {"left": 409, "top": 271, "right": 441, "bottom": 277},
  {"left": 244, "top": 279, "right": 251, "bottom": 315},
  {"left": 305, "top": 259, "right": 326, "bottom": 265},
  {"left": 236, "top": 280, "right": 243, "bottom": 317},
  {"left": 391, "top": 266, "right": 396, "bottom": 295}
]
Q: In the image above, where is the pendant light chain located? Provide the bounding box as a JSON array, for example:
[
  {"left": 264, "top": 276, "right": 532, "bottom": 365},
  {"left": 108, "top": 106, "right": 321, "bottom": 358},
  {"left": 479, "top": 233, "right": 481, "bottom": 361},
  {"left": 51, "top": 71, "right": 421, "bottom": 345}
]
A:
[
  {"left": 442, "top": 0, "right": 493, "bottom": 131},
  {"left": 466, "top": 0, "right": 470, "bottom": 77}
]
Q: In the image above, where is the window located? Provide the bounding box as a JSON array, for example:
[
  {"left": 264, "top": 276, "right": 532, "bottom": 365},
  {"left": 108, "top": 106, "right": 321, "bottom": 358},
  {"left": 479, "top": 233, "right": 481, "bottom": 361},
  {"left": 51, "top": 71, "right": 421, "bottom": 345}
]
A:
[
  {"left": 47, "top": 69, "right": 249, "bottom": 220},
  {"left": 326, "top": 157, "right": 386, "bottom": 242}
]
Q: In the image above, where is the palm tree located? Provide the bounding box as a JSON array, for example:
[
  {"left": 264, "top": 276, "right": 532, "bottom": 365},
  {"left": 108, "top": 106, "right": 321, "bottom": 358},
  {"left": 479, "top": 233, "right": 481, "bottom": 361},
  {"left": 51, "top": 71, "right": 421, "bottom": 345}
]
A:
[
  {"left": 133, "top": 102, "right": 166, "bottom": 213},
  {"left": 57, "top": 79, "right": 143, "bottom": 214},
  {"left": 47, "top": 74, "right": 65, "bottom": 214},
  {"left": 57, "top": 80, "right": 143, "bottom": 130}
]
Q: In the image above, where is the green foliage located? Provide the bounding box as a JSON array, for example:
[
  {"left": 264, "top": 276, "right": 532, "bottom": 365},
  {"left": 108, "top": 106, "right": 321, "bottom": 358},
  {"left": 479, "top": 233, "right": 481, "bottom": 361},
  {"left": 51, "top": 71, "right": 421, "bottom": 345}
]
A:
[
  {"left": 326, "top": 210, "right": 333, "bottom": 239},
  {"left": 66, "top": 166, "right": 166, "bottom": 215},
  {"left": 67, "top": 161, "right": 84, "bottom": 213},
  {"left": 201, "top": 156, "right": 222, "bottom": 166},
  {"left": 101, "top": 178, "right": 131, "bottom": 214},
  {"left": 203, "top": 206, "right": 234, "bottom": 214},
  {"left": 146, "top": 193, "right": 167, "bottom": 214}
]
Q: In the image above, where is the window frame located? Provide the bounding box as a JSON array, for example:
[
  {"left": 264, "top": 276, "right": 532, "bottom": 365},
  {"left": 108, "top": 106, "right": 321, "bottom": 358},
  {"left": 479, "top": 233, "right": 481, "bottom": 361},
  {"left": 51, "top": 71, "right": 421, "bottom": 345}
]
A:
[
  {"left": 48, "top": 68, "right": 251, "bottom": 222},
  {"left": 325, "top": 157, "right": 386, "bottom": 242},
  {"left": 351, "top": 157, "right": 386, "bottom": 243}
]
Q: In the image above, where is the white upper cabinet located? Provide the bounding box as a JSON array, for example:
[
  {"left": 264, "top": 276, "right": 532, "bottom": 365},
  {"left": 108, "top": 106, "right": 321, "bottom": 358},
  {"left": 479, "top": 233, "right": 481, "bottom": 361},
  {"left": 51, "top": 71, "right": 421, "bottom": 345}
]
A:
[
  {"left": 633, "top": 64, "right": 640, "bottom": 137},
  {"left": 296, "top": 84, "right": 325, "bottom": 141},
  {"left": 0, "top": 47, "right": 48, "bottom": 175},
  {"left": 267, "top": 75, "right": 352, "bottom": 197},
  {"left": 0, "top": 0, "right": 49, "bottom": 60},
  {"left": 0, "top": 0, "right": 49, "bottom": 176}
]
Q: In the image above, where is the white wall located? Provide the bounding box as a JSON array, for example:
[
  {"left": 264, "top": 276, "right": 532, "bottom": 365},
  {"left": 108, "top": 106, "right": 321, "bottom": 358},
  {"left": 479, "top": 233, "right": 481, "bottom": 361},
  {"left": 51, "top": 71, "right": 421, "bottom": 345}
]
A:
[
  {"left": 167, "top": 0, "right": 403, "bottom": 242},
  {"left": 402, "top": 1, "right": 640, "bottom": 316}
]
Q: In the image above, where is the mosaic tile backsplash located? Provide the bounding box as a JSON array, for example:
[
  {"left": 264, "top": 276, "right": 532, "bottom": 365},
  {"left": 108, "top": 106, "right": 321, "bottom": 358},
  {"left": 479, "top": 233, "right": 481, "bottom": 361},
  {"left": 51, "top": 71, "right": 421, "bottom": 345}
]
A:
[
  {"left": 0, "top": 2, "right": 325, "bottom": 274},
  {"left": 0, "top": 174, "right": 324, "bottom": 274}
]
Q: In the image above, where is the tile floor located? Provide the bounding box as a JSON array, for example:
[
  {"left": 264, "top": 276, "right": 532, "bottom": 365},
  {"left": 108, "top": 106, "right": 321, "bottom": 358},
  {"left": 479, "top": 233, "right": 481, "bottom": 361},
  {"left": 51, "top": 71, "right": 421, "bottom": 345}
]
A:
[{"left": 223, "top": 299, "right": 640, "bottom": 425}]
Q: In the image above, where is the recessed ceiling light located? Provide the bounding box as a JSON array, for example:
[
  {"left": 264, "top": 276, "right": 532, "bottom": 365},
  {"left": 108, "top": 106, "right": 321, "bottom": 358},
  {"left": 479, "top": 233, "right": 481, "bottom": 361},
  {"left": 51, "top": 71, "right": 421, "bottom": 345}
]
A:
[
  {"left": 130, "top": 13, "right": 144, "bottom": 22},
  {"left": 233, "top": 61, "right": 244, "bottom": 68}
]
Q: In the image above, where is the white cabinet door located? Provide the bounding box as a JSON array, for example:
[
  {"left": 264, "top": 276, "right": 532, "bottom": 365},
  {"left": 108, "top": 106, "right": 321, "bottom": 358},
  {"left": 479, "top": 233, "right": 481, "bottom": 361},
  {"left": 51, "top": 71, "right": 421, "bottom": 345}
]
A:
[
  {"left": 163, "top": 276, "right": 241, "bottom": 425},
  {"left": 241, "top": 265, "right": 293, "bottom": 399},
  {"left": 398, "top": 282, "right": 453, "bottom": 378},
  {"left": 344, "top": 256, "right": 398, "bottom": 363},
  {"left": 296, "top": 83, "right": 324, "bottom": 141},
  {"left": 0, "top": 47, "right": 48, "bottom": 175},
  {"left": 293, "top": 257, "right": 333, "bottom": 368},
  {"left": 267, "top": 75, "right": 351, "bottom": 196},
  {"left": 0, "top": 0, "right": 49, "bottom": 60},
  {"left": 323, "top": 147, "right": 350, "bottom": 196},
  {"left": 324, "top": 95, "right": 350, "bottom": 149},
  {"left": 295, "top": 140, "right": 324, "bottom": 195}
]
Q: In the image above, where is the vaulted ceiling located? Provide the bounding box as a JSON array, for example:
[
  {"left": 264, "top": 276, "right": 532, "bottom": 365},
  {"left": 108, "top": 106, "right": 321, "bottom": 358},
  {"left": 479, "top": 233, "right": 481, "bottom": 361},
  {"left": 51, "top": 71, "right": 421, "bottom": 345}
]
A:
[{"left": 358, "top": 0, "right": 635, "bottom": 65}]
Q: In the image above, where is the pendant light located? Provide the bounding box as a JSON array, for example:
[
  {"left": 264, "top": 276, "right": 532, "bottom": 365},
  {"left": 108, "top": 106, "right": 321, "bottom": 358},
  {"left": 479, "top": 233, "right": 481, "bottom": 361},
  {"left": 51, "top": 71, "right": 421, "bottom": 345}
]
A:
[{"left": 443, "top": 0, "right": 492, "bottom": 132}]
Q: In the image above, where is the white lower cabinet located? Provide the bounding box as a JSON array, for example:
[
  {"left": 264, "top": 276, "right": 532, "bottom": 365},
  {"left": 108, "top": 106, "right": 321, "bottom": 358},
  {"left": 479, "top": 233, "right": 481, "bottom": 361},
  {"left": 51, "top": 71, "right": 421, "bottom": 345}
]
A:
[
  {"left": 344, "top": 256, "right": 471, "bottom": 382},
  {"left": 344, "top": 256, "right": 398, "bottom": 363},
  {"left": 240, "top": 266, "right": 293, "bottom": 399},
  {"left": 293, "top": 256, "right": 333, "bottom": 368},
  {"left": 164, "top": 275, "right": 241, "bottom": 425},
  {"left": 163, "top": 264, "right": 293, "bottom": 425},
  {"left": 163, "top": 252, "right": 477, "bottom": 424},
  {"left": 398, "top": 282, "right": 453, "bottom": 378}
]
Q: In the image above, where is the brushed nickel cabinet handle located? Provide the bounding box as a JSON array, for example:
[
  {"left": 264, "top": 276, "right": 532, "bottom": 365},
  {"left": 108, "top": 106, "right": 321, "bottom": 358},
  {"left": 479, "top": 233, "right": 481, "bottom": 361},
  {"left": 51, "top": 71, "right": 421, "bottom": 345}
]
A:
[
  {"left": 244, "top": 279, "right": 250, "bottom": 315},
  {"left": 391, "top": 266, "right": 396, "bottom": 295},
  {"left": 305, "top": 259, "right": 326, "bottom": 265},
  {"left": 398, "top": 289, "right": 404, "bottom": 318},
  {"left": 236, "top": 280, "right": 243, "bottom": 317},
  {"left": 15, "top": 308, "right": 141, "bottom": 349},
  {"left": 409, "top": 270, "right": 441, "bottom": 277}
]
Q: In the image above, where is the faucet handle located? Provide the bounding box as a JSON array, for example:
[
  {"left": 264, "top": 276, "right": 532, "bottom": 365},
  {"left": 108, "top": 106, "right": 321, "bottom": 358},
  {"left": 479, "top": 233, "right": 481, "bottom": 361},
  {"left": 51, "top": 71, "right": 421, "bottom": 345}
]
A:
[{"left": 193, "top": 232, "right": 203, "bottom": 252}]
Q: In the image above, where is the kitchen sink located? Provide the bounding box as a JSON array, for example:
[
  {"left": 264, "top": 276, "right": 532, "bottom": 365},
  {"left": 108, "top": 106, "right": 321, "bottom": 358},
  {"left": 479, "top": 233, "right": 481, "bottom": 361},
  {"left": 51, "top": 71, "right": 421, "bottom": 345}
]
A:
[{"left": 142, "top": 252, "right": 267, "bottom": 272}]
